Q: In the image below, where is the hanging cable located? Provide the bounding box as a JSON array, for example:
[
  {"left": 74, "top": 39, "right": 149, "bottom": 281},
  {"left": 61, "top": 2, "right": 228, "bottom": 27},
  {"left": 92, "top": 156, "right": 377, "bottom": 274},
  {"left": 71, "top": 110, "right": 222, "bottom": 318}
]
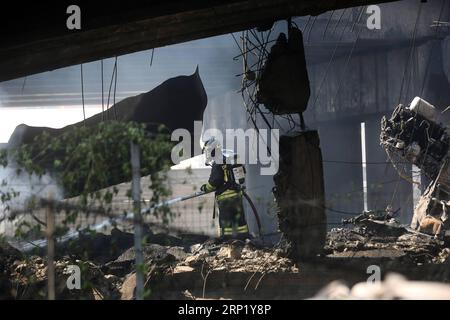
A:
[
  {"left": 306, "top": 15, "right": 318, "bottom": 42},
  {"left": 302, "top": 15, "right": 312, "bottom": 32},
  {"left": 105, "top": 58, "right": 117, "bottom": 121},
  {"left": 331, "top": 8, "right": 347, "bottom": 37},
  {"left": 150, "top": 48, "right": 155, "bottom": 69},
  {"left": 113, "top": 56, "right": 118, "bottom": 120},
  {"left": 21, "top": 77, "right": 27, "bottom": 95},
  {"left": 101, "top": 60, "right": 104, "bottom": 121},
  {"left": 237, "top": 31, "right": 273, "bottom": 158},
  {"left": 323, "top": 10, "right": 335, "bottom": 39},
  {"left": 398, "top": 1, "right": 423, "bottom": 104},
  {"left": 388, "top": 2, "right": 426, "bottom": 206},
  {"left": 420, "top": 0, "right": 446, "bottom": 96},
  {"left": 330, "top": 5, "right": 367, "bottom": 110},
  {"left": 80, "top": 64, "right": 86, "bottom": 125},
  {"left": 351, "top": 5, "right": 366, "bottom": 32},
  {"left": 311, "top": 9, "right": 354, "bottom": 111}
]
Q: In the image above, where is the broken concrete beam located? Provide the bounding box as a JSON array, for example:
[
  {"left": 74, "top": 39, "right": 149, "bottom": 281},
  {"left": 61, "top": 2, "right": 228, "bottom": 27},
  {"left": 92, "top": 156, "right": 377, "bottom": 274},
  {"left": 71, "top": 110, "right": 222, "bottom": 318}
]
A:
[{"left": 273, "top": 131, "right": 327, "bottom": 260}]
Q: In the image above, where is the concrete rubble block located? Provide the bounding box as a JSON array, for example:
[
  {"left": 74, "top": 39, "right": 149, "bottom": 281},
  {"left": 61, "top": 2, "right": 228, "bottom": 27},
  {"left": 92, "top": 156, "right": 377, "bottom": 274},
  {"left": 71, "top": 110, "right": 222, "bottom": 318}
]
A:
[
  {"left": 273, "top": 131, "right": 327, "bottom": 260},
  {"left": 216, "top": 245, "right": 242, "bottom": 260},
  {"left": 166, "top": 246, "right": 189, "bottom": 261},
  {"left": 120, "top": 272, "right": 136, "bottom": 300},
  {"left": 183, "top": 246, "right": 210, "bottom": 266},
  {"left": 173, "top": 266, "right": 195, "bottom": 273}
]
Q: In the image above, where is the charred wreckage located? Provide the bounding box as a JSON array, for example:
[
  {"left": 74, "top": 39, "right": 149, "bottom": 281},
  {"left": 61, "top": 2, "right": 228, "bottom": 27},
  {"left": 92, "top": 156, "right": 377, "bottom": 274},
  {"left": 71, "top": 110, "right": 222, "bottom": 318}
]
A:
[{"left": 380, "top": 97, "right": 450, "bottom": 238}]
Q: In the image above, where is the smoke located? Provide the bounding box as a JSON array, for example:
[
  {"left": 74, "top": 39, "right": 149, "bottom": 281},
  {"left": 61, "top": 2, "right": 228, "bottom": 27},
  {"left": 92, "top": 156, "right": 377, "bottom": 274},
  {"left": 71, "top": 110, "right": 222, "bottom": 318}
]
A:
[
  {"left": 0, "top": 32, "right": 289, "bottom": 241},
  {"left": 0, "top": 159, "right": 62, "bottom": 236}
]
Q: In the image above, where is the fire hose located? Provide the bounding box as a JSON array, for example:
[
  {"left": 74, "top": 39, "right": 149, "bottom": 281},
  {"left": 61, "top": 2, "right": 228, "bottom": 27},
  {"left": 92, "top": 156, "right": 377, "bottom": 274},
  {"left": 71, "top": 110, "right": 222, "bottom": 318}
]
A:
[
  {"left": 242, "top": 190, "right": 263, "bottom": 236},
  {"left": 15, "top": 188, "right": 262, "bottom": 252},
  {"left": 147, "top": 188, "right": 263, "bottom": 237}
]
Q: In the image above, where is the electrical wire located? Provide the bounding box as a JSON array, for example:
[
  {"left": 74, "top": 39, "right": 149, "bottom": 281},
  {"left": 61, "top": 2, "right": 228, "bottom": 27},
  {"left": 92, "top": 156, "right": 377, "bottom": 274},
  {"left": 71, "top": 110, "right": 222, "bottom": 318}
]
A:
[
  {"left": 311, "top": 9, "right": 355, "bottom": 111},
  {"left": 80, "top": 64, "right": 86, "bottom": 125},
  {"left": 330, "top": 5, "right": 367, "bottom": 111},
  {"left": 149, "top": 49, "right": 155, "bottom": 69},
  {"left": 323, "top": 10, "right": 335, "bottom": 39},
  {"left": 398, "top": 1, "right": 423, "bottom": 104},
  {"left": 101, "top": 60, "right": 104, "bottom": 121},
  {"left": 105, "top": 58, "right": 117, "bottom": 120},
  {"left": 420, "top": 0, "right": 446, "bottom": 97},
  {"left": 113, "top": 56, "right": 118, "bottom": 120}
]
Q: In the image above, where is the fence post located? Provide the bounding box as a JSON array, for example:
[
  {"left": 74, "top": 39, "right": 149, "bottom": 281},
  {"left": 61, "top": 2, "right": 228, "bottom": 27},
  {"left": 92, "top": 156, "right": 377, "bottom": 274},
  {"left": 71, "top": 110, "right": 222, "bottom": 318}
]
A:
[
  {"left": 130, "top": 142, "right": 144, "bottom": 300},
  {"left": 46, "top": 192, "right": 55, "bottom": 300}
]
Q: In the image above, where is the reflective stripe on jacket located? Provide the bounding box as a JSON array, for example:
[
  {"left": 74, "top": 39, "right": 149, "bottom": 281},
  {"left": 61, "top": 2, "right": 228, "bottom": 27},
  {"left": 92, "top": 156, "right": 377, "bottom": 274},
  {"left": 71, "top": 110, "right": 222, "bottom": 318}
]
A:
[
  {"left": 223, "top": 224, "right": 249, "bottom": 235},
  {"left": 205, "top": 163, "right": 240, "bottom": 200}
]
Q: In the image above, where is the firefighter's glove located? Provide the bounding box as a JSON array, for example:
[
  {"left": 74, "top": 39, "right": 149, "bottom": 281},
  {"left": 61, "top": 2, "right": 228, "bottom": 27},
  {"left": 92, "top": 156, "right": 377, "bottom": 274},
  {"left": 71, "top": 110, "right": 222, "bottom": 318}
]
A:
[{"left": 200, "top": 184, "right": 208, "bottom": 192}]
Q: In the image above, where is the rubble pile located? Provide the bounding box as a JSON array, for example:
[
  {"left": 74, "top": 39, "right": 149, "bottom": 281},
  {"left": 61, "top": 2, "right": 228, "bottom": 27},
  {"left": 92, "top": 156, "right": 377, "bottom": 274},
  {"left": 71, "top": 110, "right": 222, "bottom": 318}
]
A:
[
  {"left": 1, "top": 223, "right": 450, "bottom": 300},
  {"left": 0, "top": 241, "right": 23, "bottom": 299},
  {"left": 116, "top": 239, "right": 300, "bottom": 300},
  {"left": 10, "top": 256, "right": 120, "bottom": 300},
  {"left": 0, "top": 231, "right": 301, "bottom": 300},
  {"left": 325, "top": 227, "right": 449, "bottom": 264},
  {"left": 177, "top": 240, "right": 298, "bottom": 273},
  {"left": 0, "top": 242, "right": 113, "bottom": 299},
  {"left": 0, "top": 229, "right": 198, "bottom": 300}
]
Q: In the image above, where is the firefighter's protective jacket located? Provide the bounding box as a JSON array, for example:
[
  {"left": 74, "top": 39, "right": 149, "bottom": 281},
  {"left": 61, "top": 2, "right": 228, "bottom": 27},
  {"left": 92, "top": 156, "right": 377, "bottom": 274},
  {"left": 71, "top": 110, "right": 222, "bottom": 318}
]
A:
[
  {"left": 203, "top": 162, "right": 248, "bottom": 236},
  {"left": 203, "top": 163, "right": 241, "bottom": 201}
]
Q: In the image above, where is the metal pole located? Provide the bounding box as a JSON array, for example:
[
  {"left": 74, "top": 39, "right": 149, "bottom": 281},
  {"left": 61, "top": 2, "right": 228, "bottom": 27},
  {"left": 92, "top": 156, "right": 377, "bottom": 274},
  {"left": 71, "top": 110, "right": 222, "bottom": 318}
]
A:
[
  {"left": 412, "top": 164, "right": 422, "bottom": 208},
  {"left": 130, "top": 142, "right": 144, "bottom": 300},
  {"left": 46, "top": 192, "right": 55, "bottom": 300},
  {"left": 361, "top": 122, "right": 368, "bottom": 212}
]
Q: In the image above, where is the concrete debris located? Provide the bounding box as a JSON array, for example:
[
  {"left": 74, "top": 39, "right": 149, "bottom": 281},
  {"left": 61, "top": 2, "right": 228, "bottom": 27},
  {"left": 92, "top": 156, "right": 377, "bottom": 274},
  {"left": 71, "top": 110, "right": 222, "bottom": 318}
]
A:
[
  {"left": 176, "top": 240, "right": 298, "bottom": 274},
  {"left": 435, "top": 248, "right": 450, "bottom": 264},
  {"left": 7, "top": 256, "right": 120, "bottom": 299},
  {"left": 173, "top": 266, "right": 195, "bottom": 273},
  {"left": 120, "top": 273, "right": 136, "bottom": 300},
  {"left": 313, "top": 273, "right": 450, "bottom": 300},
  {"left": 1, "top": 224, "right": 449, "bottom": 300},
  {"left": 0, "top": 228, "right": 206, "bottom": 299},
  {"left": 0, "top": 242, "right": 24, "bottom": 299},
  {"left": 342, "top": 209, "right": 407, "bottom": 237},
  {"left": 325, "top": 227, "right": 448, "bottom": 264}
]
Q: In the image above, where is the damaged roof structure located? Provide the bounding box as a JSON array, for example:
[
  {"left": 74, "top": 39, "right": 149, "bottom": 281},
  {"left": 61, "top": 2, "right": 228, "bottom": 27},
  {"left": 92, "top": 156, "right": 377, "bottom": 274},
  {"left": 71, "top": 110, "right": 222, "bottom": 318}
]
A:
[
  {"left": 1, "top": 0, "right": 450, "bottom": 302},
  {"left": 0, "top": 0, "right": 397, "bottom": 82}
]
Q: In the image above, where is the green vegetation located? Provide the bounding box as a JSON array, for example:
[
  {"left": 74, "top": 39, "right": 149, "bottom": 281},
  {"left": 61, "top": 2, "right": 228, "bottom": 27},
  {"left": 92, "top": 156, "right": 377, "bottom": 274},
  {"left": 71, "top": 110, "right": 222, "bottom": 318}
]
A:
[{"left": 0, "top": 121, "right": 174, "bottom": 236}]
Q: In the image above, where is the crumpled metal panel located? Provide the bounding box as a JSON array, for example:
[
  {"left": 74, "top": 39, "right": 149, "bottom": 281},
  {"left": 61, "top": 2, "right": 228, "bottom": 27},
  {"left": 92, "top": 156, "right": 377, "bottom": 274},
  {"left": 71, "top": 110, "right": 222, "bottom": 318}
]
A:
[{"left": 381, "top": 103, "right": 450, "bottom": 235}]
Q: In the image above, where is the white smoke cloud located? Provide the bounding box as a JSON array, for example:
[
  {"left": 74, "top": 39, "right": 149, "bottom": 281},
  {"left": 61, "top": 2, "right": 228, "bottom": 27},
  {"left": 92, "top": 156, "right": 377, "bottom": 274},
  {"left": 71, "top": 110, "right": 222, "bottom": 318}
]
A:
[{"left": 0, "top": 162, "right": 62, "bottom": 236}]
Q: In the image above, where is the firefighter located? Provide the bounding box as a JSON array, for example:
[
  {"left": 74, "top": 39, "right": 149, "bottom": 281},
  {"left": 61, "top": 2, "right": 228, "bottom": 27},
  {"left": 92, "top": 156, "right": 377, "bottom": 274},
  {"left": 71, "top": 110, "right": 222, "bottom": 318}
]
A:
[{"left": 200, "top": 137, "right": 250, "bottom": 239}]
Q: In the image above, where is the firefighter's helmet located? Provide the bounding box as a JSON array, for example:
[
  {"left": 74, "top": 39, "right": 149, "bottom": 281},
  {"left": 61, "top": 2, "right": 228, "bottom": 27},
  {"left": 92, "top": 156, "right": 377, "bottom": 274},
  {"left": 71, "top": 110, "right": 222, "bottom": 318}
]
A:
[{"left": 202, "top": 137, "right": 222, "bottom": 166}]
